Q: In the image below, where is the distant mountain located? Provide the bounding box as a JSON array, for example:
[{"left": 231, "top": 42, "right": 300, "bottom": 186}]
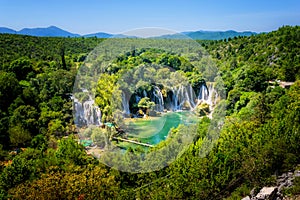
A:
[
  {"left": 84, "top": 32, "right": 113, "bottom": 38},
  {"left": 84, "top": 32, "right": 138, "bottom": 38},
  {"left": 0, "top": 27, "right": 17, "bottom": 34},
  {"left": 0, "top": 26, "right": 138, "bottom": 38},
  {"left": 0, "top": 26, "right": 257, "bottom": 40},
  {"left": 185, "top": 30, "right": 257, "bottom": 40},
  {"left": 18, "top": 26, "right": 80, "bottom": 37},
  {"left": 113, "top": 34, "right": 138, "bottom": 38},
  {"left": 157, "top": 30, "right": 257, "bottom": 40}
]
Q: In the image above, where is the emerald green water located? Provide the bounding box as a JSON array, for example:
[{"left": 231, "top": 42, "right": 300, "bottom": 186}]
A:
[{"left": 124, "top": 111, "right": 197, "bottom": 145}]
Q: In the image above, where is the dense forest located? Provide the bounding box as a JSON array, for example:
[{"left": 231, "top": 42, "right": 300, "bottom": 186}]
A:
[{"left": 0, "top": 26, "right": 299, "bottom": 199}]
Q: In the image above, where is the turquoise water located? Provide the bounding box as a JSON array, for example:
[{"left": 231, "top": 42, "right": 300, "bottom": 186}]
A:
[
  {"left": 126, "top": 111, "right": 197, "bottom": 145},
  {"left": 140, "top": 112, "right": 181, "bottom": 144},
  {"left": 80, "top": 111, "right": 197, "bottom": 149}
]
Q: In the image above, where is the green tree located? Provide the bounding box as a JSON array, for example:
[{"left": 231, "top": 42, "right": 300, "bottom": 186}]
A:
[
  {"left": 137, "top": 97, "right": 155, "bottom": 115},
  {"left": 47, "top": 119, "right": 65, "bottom": 137},
  {"left": 9, "top": 105, "right": 39, "bottom": 135},
  {"left": 30, "top": 134, "right": 48, "bottom": 151},
  {"left": 8, "top": 57, "right": 32, "bottom": 80},
  {"left": 0, "top": 71, "right": 20, "bottom": 111},
  {"left": 0, "top": 156, "right": 33, "bottom": 191},
  {"left": 55, "top": 137, "right": 87, "bottom": 165},
  {"left": 95, "top": 73, "right": 120, "bottom": 122},
  {"left": 8, "top": 125, "right": 32, "bottom": 147}
]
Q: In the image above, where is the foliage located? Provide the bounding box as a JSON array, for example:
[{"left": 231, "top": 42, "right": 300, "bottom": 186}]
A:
[
  {"left": 8, "top": 125, "right": 32, "bottom": 147},
  {"left": 137, "top": 97, "right": 155, "bottom": 115},
  {"left": 55, "top": 136, "right": 87, "bottom": 165},
  {"left": 0, "top": 26, "right": 299, "bottom": 199}
]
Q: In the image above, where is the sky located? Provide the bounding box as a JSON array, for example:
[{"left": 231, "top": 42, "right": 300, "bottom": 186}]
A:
[{"left": 1, "top": 0, "right": 300, "bottom": 35}]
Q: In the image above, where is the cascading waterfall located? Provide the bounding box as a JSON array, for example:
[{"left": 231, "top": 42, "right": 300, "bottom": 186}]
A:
[
  {"left": 143, "top": 90, "right": 147, "bottom": 97},
  {"left": 171, "top": 88, "right": 179, "bottom": 111},
  {"left": 152, "top": 86, "right": 164, "bottom": 112},
  {"left": 135, "top": 96, "right": 141, "bottom": 104},
  {"left": 171, "top": 85, "right": 197, "bottom": 111},
  {"left": 197, "top": 82, "right": 218, "bottom": 108},
  {"left": 198, "top": 84, "right": 209, "bottom": 101},
  {"left": 205, "top": 83, "right": 213, "bottom": 105},
  {"left": 73, "top": 94, "right": 102, "bottom": 127},
  {"left": 122, "top": 93, "right": 130, "bottom": 115},
  {"left": 94, "top": 82, "right": 217, "bottom": 119}
]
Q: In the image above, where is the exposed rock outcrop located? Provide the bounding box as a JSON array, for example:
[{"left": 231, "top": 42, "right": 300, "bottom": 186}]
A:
[{"left": 242, "top": 169, "right": 300, "bottom": 200}]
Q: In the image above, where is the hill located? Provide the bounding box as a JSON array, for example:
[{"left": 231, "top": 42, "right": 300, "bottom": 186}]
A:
[
  {"left": 0, "top": 26, "right": 257, "bottom": 40},
  {"left": 0, "top": 27, "right": 16, "bottom": 34},
  {"left": 185, "top": 30, "right": 257, "bottom": 40},
  {"left": 83, "top": 32, "right": 113, "bottom": 38},
  {"left": 18, "top": 26, "right": 80, "bottom": 37},
  {"left": 157, "top": 30, "right": 257, "bottom": 40}
]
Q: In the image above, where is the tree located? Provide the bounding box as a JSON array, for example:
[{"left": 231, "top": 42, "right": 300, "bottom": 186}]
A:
[
  {"left": 8, "top": 125, "right": 32, "bottom": 147},
  {"left": 90, "top": 127, "right": 115, "bottom": 149},
  {"left": 137, "top": 97, "right": 155, "bottom": 116},
  {"left": 8, "top": 166, "right": 120, "bottom": 199},
  {"left": 0, "top": 71, "right": 20, "bottom": 112},
  {"left": 9, "top": 105, "right": 39, "bottom": 135},
  {"left": 47, "top": 119, "right": 65, "bottom": 137},
  {"left": 59, "top": 43, "right": 67, "bottom": 70},
  {"left": 0, "top": 156, "right": 33, "bottom": 190},
  {"left": 55, "top": 136, "right": 87, "bottom": 165},
  {"left": 8, "top": 57, "right": 32, "bottom": 80},
  {"left": 0, "top": 111, "right": 10, "bottom": 148},
  {"left": 30, "top": 134, "right": 48, "bottom": 151},
  {"left": 95, "top": 73, "right": 120, "bottom": 122}
]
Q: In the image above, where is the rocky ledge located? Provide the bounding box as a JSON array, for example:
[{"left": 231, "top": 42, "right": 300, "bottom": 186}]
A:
[{"left": 242, "top": 169, "right": 300, "bottom": 200}]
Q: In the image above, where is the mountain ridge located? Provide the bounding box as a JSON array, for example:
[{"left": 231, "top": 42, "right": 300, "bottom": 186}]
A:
[
  {"left": 0, "top": 25, "right": 257, "bottom": 40},
  {"left": 157, "top": 30, "right": 257, "bottom": 40},
  {"left": 18, "top": 26, "right": 80, "bottom": 37}
]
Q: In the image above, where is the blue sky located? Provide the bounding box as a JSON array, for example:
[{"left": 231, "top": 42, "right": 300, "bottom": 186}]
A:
[{"left": 1, "top": 0, "right": 299, "bottom": 34}]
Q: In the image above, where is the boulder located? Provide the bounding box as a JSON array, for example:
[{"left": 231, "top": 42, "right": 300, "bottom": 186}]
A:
[
  {"left": 250, "top": 187, "right": 258, "bottom": 197},
  {"left": 254, "top": 187, "right": 278, "bottom": 200},
  {"left": 295, "top": 170, "right": 300, "bottom": 178},
  {"left": 242, "top": 196, "right": 251, "bottom": 200}
]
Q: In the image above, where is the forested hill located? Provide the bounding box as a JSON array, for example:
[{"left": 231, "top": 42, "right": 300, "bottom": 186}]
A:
[
  {"left": 206, "top": 25, "right": 300, "bottom": 85},
  {"left": 0, "top": 34, "right": 103, "bottom": 66},
  {"left": 0, "top": 26, "right": 299, "bottom": 199}
]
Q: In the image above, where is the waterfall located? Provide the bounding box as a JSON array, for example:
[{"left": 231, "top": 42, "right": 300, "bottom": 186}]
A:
[
  {"left": 73, "top": 94, "right": 102, "bottom": 127},
  {"left": 197, "top": 82, "right": 218, "bottom": 107},
  {"left": 72, "top": 83, "right": 218, "bottom": 123},
  {"left": 143, "top": 90, "right": 147, "bottom": 97},
  {"left": 135, "top": 95, "right": 141, "bottom": 103},
  {"left": 122, "top": 93, "right": 130, "bottom": 115},
  {"left": 171, "top": 88, "right": 179, "bottom": 111},
  {"left": 188, "top": 84, "right": 197, "bottom": 108},
  {"left": 198, "top": 84, "right": 209, "bottom": 101},
  {"left": 152, "top": 86, "right": 164, "bottom": 112},
  {"left": 170, "top": 85, "right": 197, "bottom": 111}
]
